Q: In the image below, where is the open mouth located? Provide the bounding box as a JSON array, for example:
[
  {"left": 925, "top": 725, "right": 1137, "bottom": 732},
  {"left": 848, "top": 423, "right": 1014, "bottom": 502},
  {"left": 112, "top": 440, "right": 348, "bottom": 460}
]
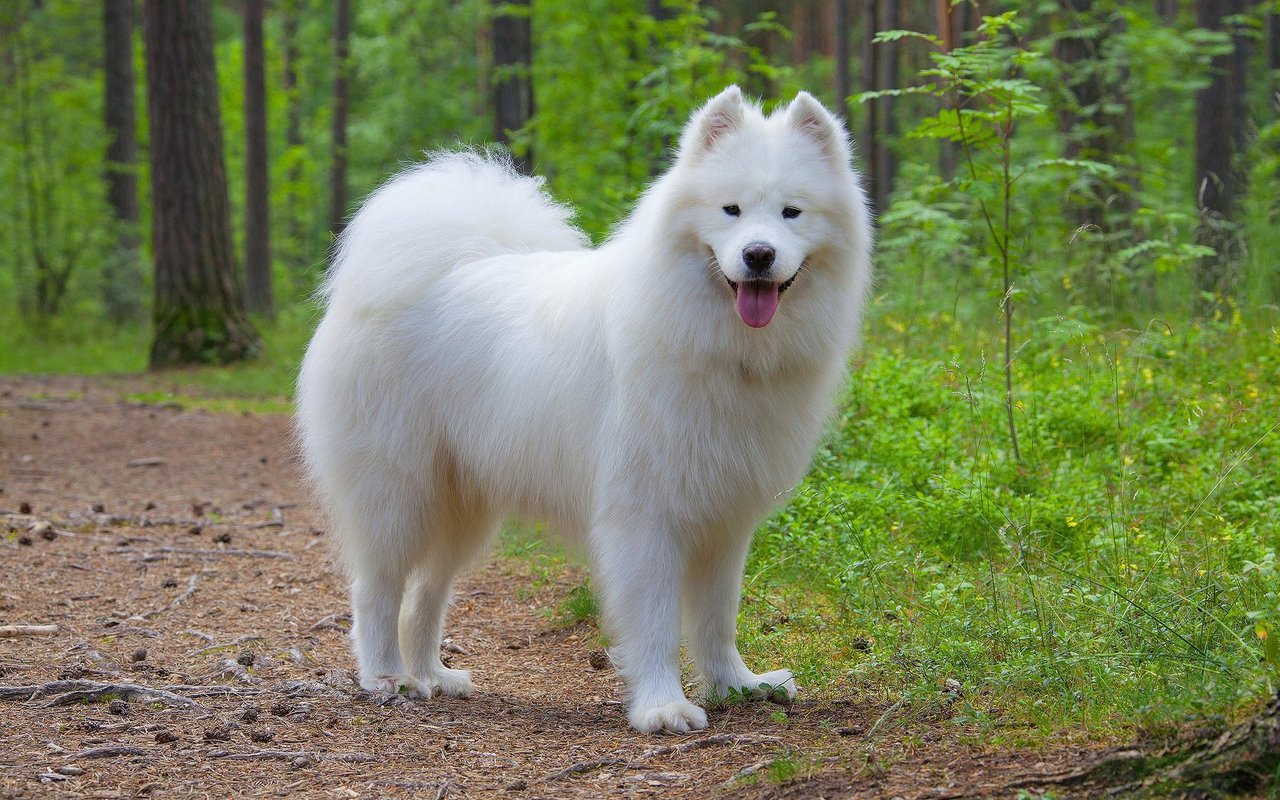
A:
[{"left": 724, "top": 275, "right": 795, "bottom": 329}]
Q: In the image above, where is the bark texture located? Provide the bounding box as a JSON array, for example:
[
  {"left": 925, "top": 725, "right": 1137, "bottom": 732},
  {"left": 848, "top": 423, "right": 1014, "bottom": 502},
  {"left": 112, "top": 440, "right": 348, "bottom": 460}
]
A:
[
  {"left": 281, "top": 0, "right": 305, "bottom": 278},
  {"left": 1054, "top": 0, "right": 1136, "bottom": 230},
  {"left": 1193, "top": 0, "right": 1249, "bottom": 301},
  {"left": 833, "top": 0, "right": 850, "bottom": 121},
  {"left": 328, "top": 0, "right": 352, "bottom": 237},
  {"left": 102, "top": 0, "right": 144, "bottom": 322},
  {"left": 492, "top": 0, "right": 534, "bottom": 175},
  {"left": 242, "top": 0, "right": 273, "bottom": 319},
  {"left": 143, "top": 0, "right": 259, "bottom": 367}
]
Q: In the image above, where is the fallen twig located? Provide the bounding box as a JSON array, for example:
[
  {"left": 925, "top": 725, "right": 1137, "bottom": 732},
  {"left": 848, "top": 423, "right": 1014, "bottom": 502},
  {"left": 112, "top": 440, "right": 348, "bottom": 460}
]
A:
[
  {"left": 311, "top": 613, "right": 351, "bottom": 632},
  {"left": 0, "top": 679, "right": 204, "bottom": 709},
  {"left": 0, "top": 624, "right": 59, "bottom": 638},
  {"left": 121, "top": 546, "right": 294, "bottom": 562},
  {"left": 725, "top": 758, "right": 772, "bottom": 784},
  {"left": 137, "top": 574, "right": 199, "bottom": 620},
  {"left": 540, "top": 732, "right": 783, "bottom": 783},
  {"left": 126, "top": 457, "right": 168, "bottom": 468},
  {"left": 207, "top": 748, "right": 376, "bottom": 763},
  {"left": 65, "top": 745, "right": 146, "bottom": 759},
  {"left": 193, "top": 634, "right": 263, "bottom": 656},
  {"left": 208, "top": 658, "right": 263, "bottom": 685},
  {"left": 162, "top": 684, "right": 266, "bottom": 698},
  {"left": 1, "top": 513, "right": 73, "bottom": 539}
]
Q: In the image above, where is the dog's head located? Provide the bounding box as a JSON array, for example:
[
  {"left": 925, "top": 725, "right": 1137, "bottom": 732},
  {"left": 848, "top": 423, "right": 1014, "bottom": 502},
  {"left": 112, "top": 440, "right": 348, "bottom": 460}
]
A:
[{"left": 670, "top": 86, "right": 863, "bottom": 330}]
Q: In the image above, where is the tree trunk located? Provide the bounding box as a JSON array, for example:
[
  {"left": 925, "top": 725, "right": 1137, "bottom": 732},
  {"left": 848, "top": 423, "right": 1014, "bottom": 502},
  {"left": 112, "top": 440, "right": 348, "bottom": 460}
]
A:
[
  {"left": 936, "top": 0, "right": 957, "bottom": 181},
  {"left": 861, "top": 0, "right": 881, "bottom": 214},
  {"left": 329, "top": 0, "right": 352, "bottom": 238},
  {"left": 102, "top": 0, "right": 144, "bottom": 323},
  {"left": 242, "top": 0, "right": 273, "bottom": 319},
  {"left": 833, "top": 0, "right": 850, "bottom": 121},
  {"left": 1053, "top": 0, "right": 1136, "bottom": 236},
  {"left": 1193, "top": 0, "right": 1248, "bottom": 303},
  {"left": 143, "top": 0, "right": 259, "bottom": 368},
  {"left": 491, "top": 0, "right": 534, "bottom": 175},
  {"left": 875, "top": 0, "right": 899, "bottom": 212},
  {"left": 1269, "top": 9, "right": 1279, "bottom": 101},
  {"left": 280, "top": 0, "right": 310, "bottom": 291}
]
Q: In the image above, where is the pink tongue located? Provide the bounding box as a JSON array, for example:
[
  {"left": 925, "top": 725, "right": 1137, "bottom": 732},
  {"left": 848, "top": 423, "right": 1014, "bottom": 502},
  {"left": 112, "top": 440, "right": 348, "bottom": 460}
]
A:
[{"left": 735, "top": 281, "right": 781, "bottom": 328}]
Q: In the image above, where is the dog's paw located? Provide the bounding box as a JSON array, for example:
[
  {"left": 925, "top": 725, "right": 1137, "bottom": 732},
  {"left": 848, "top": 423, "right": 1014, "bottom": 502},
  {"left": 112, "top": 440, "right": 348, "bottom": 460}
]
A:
[
  {"left": 361, "top": 668, "right": 473, "bottom": 699},
  {"left": 427, "top": 667, "right": 475, "bottom": 698},
  {"left": 628, "top": 699, "right": 708, "bottom": 734},
  {"left": 707, "top": 668, "right": 798, "bottom": 705}
]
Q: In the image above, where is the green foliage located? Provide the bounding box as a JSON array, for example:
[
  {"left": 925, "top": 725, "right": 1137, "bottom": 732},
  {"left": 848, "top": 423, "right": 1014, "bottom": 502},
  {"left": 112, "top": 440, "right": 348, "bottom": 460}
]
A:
[
  {"left": 555, "top": 581, "right": 599, "bottom": 628},
  {"left": 863, "top": 11, "right": 1098, "bottom": 463},
  {"left": 533, "top": 0, "right": 799, "bottom": 237},
  {"left": 2, "top": 0, "right": 1279, "bottom": 746},
  {"left": 745, "top": 309, "right": 1280, "bottom": 733},
  {"left": 0, "top": 1, "right": 116, "bottom": 320}
]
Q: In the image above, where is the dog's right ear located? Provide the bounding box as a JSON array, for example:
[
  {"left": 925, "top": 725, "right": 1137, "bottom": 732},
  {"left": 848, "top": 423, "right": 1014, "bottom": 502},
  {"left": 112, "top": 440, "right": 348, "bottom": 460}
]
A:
[{"left": 681, "top": 85, "right": 745, "bottom": 156}]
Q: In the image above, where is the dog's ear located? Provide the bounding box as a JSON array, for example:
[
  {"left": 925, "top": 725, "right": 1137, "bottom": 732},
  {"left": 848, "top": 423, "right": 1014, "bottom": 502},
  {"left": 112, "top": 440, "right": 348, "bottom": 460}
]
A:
[
  {"left": 682, "top": 85, "right": 745, "bottom": 155},
  {"left": 786, "top": 91, "right": 851, "bottom": 162}
]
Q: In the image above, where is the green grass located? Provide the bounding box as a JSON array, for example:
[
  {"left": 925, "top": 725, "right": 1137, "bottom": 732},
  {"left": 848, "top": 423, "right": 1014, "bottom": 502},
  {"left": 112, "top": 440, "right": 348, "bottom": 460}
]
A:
[
  {"left": 741, "top": 299, "right": 1280, "bottom": 741},
  {"left": 0, "top": 304, "right": 316, "bottom": 411},
  {"left": 3, "top": 294, "right": 1277, "bottom": 743}
]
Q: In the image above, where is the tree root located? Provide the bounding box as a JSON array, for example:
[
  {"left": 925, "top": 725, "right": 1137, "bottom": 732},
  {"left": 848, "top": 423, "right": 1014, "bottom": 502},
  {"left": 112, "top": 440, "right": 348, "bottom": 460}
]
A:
[
  {"left": 1000, "top": 692, "right": 1280, "bottom": 798},
  {"left": 0, "top": 679, "right": 206, "bottom": 709}
]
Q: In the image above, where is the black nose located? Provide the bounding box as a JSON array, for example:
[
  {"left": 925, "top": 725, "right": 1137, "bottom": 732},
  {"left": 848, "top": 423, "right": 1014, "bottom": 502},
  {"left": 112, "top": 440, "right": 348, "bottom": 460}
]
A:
[{"left": 743, "top": 242, "right": 775, "bottom": 273}]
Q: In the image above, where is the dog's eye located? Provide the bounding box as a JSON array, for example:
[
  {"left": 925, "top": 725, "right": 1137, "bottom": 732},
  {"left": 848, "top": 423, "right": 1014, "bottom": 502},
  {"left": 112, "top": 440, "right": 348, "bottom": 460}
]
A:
[
  {"left": 722, "top": 204, "right": 741, "bottom": 217},
  {"left": 782, "top": 207, "right": 802, "bottom": 219}
]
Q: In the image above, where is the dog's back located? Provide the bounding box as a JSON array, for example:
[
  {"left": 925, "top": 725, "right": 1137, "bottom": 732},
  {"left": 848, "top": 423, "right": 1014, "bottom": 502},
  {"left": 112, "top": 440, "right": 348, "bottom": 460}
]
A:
[{"left": 321, "top": 152, "right": 588, "bottom": 319}]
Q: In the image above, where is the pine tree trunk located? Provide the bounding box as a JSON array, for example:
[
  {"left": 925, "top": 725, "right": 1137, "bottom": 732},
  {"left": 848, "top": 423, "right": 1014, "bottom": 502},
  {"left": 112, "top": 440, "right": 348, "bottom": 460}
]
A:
[
  {"left": 143, "top": 0, "right": 259, "bottom": 368},
  {"left": 102, "top": 0, "right": 144, "bottom": 323},
  {"left": 1053, "top": 0, "right": 1136, "bottom": 236},
  {"left": 281, "top": 0, "right": 305, "bottom": 284},
  {"left": 329, "top": 0, "right": 352, "bottom": 238},
  {"left": 833, "top": 0, "right": 850, "bottom": 121},
  {"left": 875, "top": 0, "right": 898, "bottom": 212},
  {"left": 1193, "top": 0, "right": 1248, "bottom": 303},
  {"left": 242, "top": 0, "right": 273, "bottom": 319},
  {"left": 861, "top": 0, "right": 881, "bottom": 214},
  {"left": 936, "top": 0, "right": 957, "bottom": 182},
  {"left": 492, "top": 0, "right": 534, "bottom": 175}
]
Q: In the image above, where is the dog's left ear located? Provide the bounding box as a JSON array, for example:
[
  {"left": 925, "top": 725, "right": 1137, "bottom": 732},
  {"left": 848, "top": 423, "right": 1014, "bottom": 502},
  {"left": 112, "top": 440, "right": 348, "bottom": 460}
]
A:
[{"left": 786, "top": 92, "right": 851, "bottom": 163}]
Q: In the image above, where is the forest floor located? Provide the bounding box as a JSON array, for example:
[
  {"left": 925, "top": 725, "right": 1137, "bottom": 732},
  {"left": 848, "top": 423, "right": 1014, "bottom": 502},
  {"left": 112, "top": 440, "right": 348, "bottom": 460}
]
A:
[{"left": 0, "top": 375, "right": 1140, "bottom": 799}]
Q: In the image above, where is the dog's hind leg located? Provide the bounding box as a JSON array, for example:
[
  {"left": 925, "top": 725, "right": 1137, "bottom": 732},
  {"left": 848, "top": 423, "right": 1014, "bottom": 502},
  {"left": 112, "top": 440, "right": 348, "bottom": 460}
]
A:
[
  {"left": 684, "top": 529, "right": 797, "bottom": 704},
  {"left": 349, "top": 556, "right": 412, "bottom": 694},
  {"left": 340, "top": 477, "right": 425, "bottom": 695},
  {"left": 398, "top": 520, "right": 493, "bottom": 698}
]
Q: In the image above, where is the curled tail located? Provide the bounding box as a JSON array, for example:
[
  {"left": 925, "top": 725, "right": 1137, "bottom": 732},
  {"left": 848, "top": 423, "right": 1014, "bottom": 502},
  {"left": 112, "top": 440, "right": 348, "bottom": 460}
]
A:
[{"left": 322, "top": 151, "right": 588, "bottom": 315}]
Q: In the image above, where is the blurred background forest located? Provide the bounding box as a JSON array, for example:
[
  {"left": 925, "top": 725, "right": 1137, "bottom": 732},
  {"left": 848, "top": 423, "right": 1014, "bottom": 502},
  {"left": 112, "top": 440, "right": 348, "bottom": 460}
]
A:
[
  {"left": 3, "top": 0, "right": 1280, "bottom": 740},
  {"left": 1, "top": 0, "right": 1276, "bottom": 350}
]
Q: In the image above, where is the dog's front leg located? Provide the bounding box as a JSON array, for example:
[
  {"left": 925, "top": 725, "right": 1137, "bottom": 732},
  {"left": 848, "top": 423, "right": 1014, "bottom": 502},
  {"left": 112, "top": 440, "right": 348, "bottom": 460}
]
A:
[
  {"left": 684, "top": 528, "right": 797, "bottom": 704},
  {"left": 594, "top": 516, "right": 707, "bottom": 734}
]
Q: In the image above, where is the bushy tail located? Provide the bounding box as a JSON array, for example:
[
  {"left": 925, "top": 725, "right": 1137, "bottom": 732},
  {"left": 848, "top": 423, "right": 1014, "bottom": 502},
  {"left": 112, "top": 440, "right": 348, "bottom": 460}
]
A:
[{"left": 321, "top": 150, "right": 588, "bottom": 315}]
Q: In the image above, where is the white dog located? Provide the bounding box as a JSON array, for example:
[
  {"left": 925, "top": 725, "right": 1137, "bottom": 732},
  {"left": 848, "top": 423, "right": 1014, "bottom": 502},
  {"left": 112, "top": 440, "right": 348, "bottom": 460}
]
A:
[{"left": 296, "top": 86, "right": 872, "bottom": 733}]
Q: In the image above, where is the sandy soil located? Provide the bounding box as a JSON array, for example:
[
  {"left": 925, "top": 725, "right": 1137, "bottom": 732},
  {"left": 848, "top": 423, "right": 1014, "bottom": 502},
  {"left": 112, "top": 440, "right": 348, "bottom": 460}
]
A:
[{"left": 0, "top": 375, "right": 1107, "bottom": 798}]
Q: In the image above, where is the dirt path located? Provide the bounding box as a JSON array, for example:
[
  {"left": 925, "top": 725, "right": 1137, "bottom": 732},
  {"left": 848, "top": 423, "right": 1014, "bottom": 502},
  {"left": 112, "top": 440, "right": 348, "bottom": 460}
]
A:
[{"left": 0, "top": 376, "right": 1104, "bottom": 798}]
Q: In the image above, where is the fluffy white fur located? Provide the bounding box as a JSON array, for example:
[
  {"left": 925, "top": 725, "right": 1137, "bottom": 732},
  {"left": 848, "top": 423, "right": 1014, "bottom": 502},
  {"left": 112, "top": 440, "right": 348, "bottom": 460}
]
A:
[{"left": 296, "top": 86, "right": 873, "bottom": 733}]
